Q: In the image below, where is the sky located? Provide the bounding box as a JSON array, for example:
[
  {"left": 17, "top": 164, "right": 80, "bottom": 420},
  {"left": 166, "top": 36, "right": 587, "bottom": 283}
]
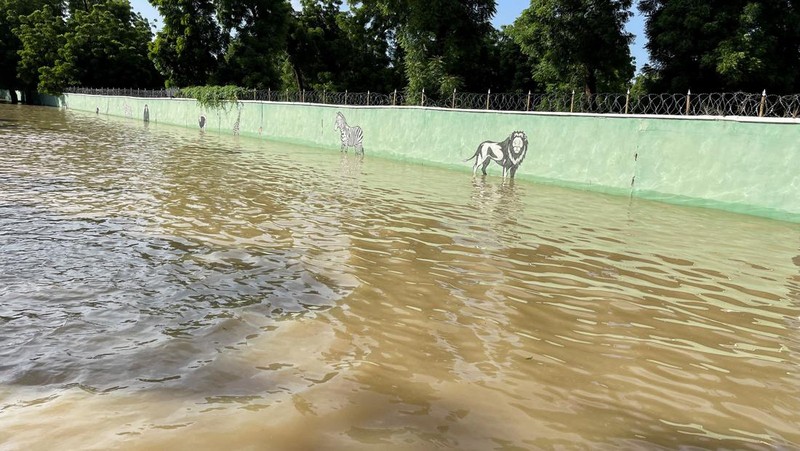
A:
[{"left": 130, "top": 0, "right": 648, "bottom": 72}]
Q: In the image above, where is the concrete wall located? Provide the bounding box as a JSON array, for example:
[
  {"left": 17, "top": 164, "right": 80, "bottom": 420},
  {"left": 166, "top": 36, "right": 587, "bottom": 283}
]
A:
[{"left": 59, "top": 93, "right": 800, "bottom": 222}]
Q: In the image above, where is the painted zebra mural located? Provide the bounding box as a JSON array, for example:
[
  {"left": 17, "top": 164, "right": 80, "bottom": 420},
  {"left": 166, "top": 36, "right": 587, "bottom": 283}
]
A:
[
  {"left": 334, "top": 112, "right": 364, "bottom": 154},
  {"left": 232, "top": 105, "right": 242, "bottom": 136}
]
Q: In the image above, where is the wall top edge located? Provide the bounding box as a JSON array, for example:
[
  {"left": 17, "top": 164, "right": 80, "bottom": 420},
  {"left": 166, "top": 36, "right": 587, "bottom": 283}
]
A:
[{"left": 64, "top": 93, "right": 800, "bottom": 125}]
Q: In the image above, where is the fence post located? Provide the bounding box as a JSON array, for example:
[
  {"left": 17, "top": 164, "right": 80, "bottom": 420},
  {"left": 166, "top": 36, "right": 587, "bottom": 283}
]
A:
[
  {"left": 759, "top": 89, "right": 766, "bottom": 117},
  {"left": 570, "top": 89, "right": 575, "bottom": 113},
  {"left": 526, "top": 90, "right": 531, "bottom": 111},
  {"left": 285, "top": 89, "right": 289, "bottom": 102},
  {"left": 452, "top": 88, "right": 456, "bottom": 109},
  {"left": 323, "top": 89, "right": 326, "bottom": 104},
  {"left": 685, "top": 89, "right": 691, "bottom": 115},
  {"left": 302, "top": 89, "right": 305, "bottom": 103},
  {"left": 393, "top": 89, "right": 397, "bottom": 106},
  {"left": 268, "top": 88, "right": 271, "bottom": 102},
  {"left": 367, "top": 90, "right": 370, "bottom": 106},
  {"left": 625, "top": 88, "right": 630, "bottom": 114},
  {"left": 421, "top": 88, "right": 425, "bottom": 107},
  {"left": 345, "top": 90, "right": 348, "bottom": 105},
  {"left": 486, "top": 89, "right": 491, "bottom": 110}
]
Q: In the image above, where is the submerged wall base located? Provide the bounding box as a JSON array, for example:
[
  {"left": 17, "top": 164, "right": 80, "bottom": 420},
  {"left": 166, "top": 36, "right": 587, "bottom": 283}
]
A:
[{"left": 58, "top": 93, "right": 800, "bottom": 222}]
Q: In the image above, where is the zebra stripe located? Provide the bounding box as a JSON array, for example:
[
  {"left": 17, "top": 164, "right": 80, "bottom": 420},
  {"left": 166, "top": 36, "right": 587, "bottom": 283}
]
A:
[
  {"left": 335, "top": 113, "right": 364, "bottom": 154},
  {"left": 232, "top": 106, "right": 242, "bottom": 135}
]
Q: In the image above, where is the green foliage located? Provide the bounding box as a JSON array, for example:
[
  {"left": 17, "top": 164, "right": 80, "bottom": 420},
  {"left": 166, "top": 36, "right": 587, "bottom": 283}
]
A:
[
  {"left": 356, "top": 0, "right": 498, "bottom": 98},
  {"left": 148, "top": 0, "right": 223, "bottom": 87},
  {"left": 9, "top": 0, "right": 800, "bottom": 100},
  {"left": 9, "top": 0, "right": 160, "bottom": 95},
  {"left": 147, "top": 0, "right": 293, "bottom": 89},
  {"left": 640, "top": 0, "right": 800, "bottom": 93},
  {"left": 0, "top": 0, "right": 63, "bottom": 94},
  {"left": 56, "top": 1, "right": 160, "bottom": 91},
  {"left": 629, "top": 71, "right": 657, "bottom": 96},
  {"left": 284, "top": 0, "right": 344, "bottom": 90},
  {"left": 479, "top": 26, "right": 538, "bottom": 93},
  {"left": 215, "top": 0, "right": 292, "bottom": 89},
  {"left": 284, "top": 0, "right": 402, "bottom": 92},
  {"left": 179, "top": 85, "right": 246, "bottom": 110},
  {"left": 510, "top": 0, "right": 634, "bottom": 95},
  {"left": 14, "top": 5, "right": 66, "bottom": 93}
]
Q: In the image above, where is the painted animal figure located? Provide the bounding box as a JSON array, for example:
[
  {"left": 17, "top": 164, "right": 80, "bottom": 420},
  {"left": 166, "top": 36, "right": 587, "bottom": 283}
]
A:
[
  {"left": 232, "top": 107, "right": 241, "bottom": 136},
  {"left": 466, "top": 131, "right": 529, "bottom": 179},
  {"left": 334, "top": 112, "right": 364, "bottom": 154}
]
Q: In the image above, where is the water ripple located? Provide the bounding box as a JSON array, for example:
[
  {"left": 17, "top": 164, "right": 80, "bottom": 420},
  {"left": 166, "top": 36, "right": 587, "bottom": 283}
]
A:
[{"left": 1, "top": 104, "right": 799, "bottom": 449}]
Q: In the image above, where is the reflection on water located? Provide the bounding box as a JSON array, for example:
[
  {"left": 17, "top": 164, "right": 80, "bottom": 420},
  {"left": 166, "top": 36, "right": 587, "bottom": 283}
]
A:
[{"left": 1, "top": 103, "right": 799, "bottom": 449}]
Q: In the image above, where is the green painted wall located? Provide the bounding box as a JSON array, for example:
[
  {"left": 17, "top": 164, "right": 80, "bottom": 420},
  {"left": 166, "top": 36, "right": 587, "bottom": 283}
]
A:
[{"left": 59, "top": 93, "right": 800, "bottom": 222}]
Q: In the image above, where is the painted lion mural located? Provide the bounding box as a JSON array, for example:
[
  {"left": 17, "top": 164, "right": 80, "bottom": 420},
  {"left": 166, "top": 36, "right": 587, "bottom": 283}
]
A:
[{"left": 466, "top": 131, "right": 528, "bottom": 179}]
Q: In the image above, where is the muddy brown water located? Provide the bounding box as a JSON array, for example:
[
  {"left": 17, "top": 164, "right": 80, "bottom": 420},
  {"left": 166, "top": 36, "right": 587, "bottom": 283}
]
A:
[{"left": 1, "top": 104, "right": 799, "bottom": 449}]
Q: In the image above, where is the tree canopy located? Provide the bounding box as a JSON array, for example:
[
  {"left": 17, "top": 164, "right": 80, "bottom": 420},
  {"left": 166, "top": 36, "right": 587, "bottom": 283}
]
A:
[
  {"left": 2, "top": 0, "right": 800, "bottom": 101},
  {"left": 510, "top": 0, "right": 634, "bottom": 94},
  {"left": 640, "top": 0, "right": 800, "bottom": 93},
  {"left": 3, "top": 0, "right": 161, "bottom": 96},
  {"left": 148, "top": 0, "right": 223, "bottom": 87}
]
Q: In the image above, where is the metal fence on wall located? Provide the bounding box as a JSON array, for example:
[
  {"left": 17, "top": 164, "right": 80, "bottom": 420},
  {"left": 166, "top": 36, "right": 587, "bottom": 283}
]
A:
[{"left": 65, "top": 87, "right": 800, "bottom": 118}]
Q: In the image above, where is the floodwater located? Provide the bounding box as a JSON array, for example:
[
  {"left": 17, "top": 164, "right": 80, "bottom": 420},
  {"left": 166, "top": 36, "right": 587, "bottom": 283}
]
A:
[{"left": 1, "top": 103, "right": 799, "bottom": 450}]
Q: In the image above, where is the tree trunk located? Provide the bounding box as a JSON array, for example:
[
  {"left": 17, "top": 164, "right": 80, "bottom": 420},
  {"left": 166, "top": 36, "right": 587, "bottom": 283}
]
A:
[
  {"left": 9, "top": 89, "right": 18, "bottom": 104},
  {"left": 293, "top": 65, "right": 303, "bottom": 92},
  {"left": 584, "top": 68, "right": 597, "bottom": 96},
  {"left": 584, "top": 68, "right": 597, "bottom": 112}
]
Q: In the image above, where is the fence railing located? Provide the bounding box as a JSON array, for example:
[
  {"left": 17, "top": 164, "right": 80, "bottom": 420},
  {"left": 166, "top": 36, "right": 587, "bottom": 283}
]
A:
[{"left": 64, "top": 87, "right": 800, "bottom": 118}]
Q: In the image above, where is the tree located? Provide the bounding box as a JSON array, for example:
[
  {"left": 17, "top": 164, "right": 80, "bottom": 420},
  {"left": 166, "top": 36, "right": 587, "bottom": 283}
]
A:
[
  {"left": 13, "top": 0, "right": 160, "bottom": 94},
  {"left": 284, "top": 0, "right": 348, "bottom": 90},
  {"left": 148, "top": 0, "right": 223, "bottom": 87},
  {"left": 54, "top": 1, "right": 160, "bottom": 91},
  {"left": 0, "top": 0, "right": 62, "bottom": 102},
  {"left": 483, "top": 26, "right": 538, "bottom": 92},
  {"left": 216, "top": 0, "right": 292, "bottom": 88},
  {"left": 67, "top": 0, "right": 108, "bottom": 11},
  {"left": 641, "top": 0, "right": 800, "bottom": 93},
  {"left": 510, "top": 0, "right": 634, "bottom": 94},
  {"left": 13, "top": 4, "right": 66, "bottom": 94},
  {"left": 355, "top": 0, "right": 498, "bottom": 99},
  {"left": 283, "top": 0, "right": 401, "bottom": 92}
]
